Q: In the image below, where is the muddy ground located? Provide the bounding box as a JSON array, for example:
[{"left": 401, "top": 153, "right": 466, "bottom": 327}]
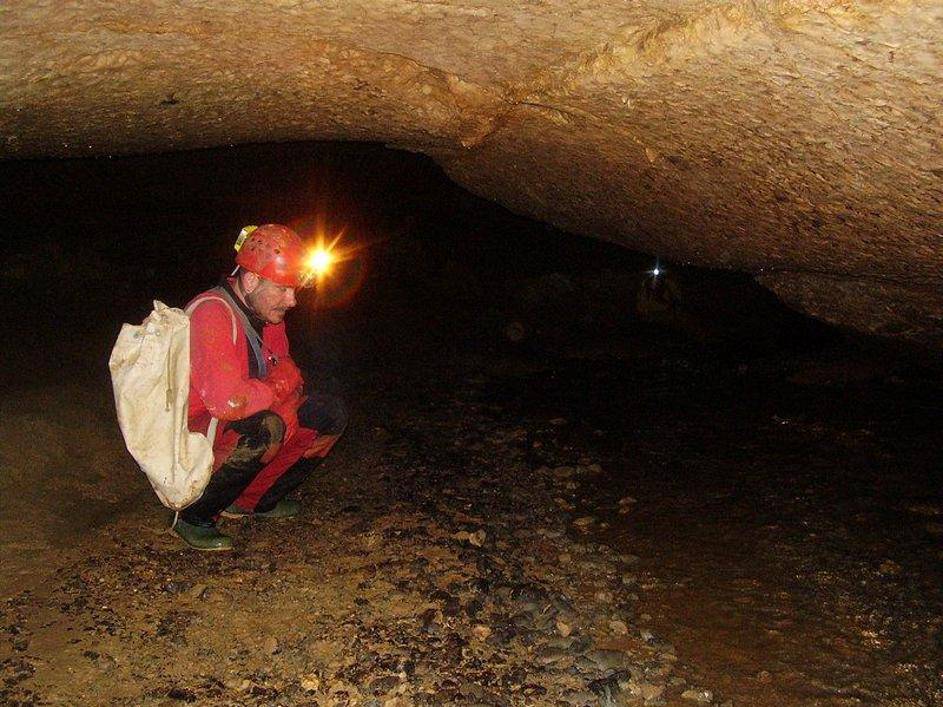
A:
[{"left": 2, "top": 313, "right": 941, "bottom": 705}]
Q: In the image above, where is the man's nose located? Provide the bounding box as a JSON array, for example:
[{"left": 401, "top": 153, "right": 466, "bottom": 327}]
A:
[{"left": 285, "top": 289, "right": 297, "bottom": 308}]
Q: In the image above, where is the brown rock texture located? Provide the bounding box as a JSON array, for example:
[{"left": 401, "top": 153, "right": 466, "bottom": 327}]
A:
[{"left": 1, "top": 1, "right": 941, "bottom": 342}]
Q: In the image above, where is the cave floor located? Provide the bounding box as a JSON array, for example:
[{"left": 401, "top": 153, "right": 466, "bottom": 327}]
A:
[{"left": 1, "top": 322, "right": 940, "bottom": 706}]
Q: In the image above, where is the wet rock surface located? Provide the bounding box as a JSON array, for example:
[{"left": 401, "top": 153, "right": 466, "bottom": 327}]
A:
[{"left": 2, "top": 2, "right": 942, "bottom": 342}]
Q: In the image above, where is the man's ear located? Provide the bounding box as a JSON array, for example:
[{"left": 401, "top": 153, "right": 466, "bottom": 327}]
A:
[{"left": 240, "top": 271, "right": 261, "bottom": 295}]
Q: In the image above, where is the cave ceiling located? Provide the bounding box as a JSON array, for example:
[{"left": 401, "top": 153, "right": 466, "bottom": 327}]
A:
[{"left": 2, "top": 1, "right": 941, "bottom": 343}]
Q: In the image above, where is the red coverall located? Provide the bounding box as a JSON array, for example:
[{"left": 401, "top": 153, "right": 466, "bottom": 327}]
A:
[{"left": 186, "top": 290, "right": 319, "bottom": 511}]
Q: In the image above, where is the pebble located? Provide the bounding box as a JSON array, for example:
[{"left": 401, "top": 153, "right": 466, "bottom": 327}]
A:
[
  {"left": 535, "top": 646, "right": 571, "bottom": 665},
  {"left": 561, "top": 690, "right": 597, "bottom": 705},
  {"left": 186, "top": 583, "right": 208, "bottom": 600},
  {"left": 553, "top": 466, "right": 576, "bottom": 479},
  {"left": 300, "top": 675, "right": 321, "bottom": 692},
  {"left": 556, "top": 619, "right": 573, "bottom": 637},
  {"left": 681, "top": 687, "right": 714, "bottom": 703},
  {"left": 369, "top": 675, "right": 400, "bottom": 695},
  {"left": 634, "top": 681, "right": 665, "bottom": 701},
  {"left": 471, "top": 624, "right": 492, "bottom": 641},
  {"left": 586, "top": 648, "right": 631, "bottom": 671},
  {"left": 608, "top": 619, "right": 629, "bottom": 635},
  {"left": 545, "top": 635, "right": 574, "bottom": 650}
]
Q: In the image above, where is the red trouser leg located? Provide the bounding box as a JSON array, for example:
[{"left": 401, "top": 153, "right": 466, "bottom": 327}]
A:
[{"left": 230, "top": 426, "right": 318, "bottom": 511}]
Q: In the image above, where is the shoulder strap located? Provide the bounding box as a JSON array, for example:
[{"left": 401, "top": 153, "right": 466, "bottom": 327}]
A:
[
  {"left": 185, "top": 294, "right": 238, "bottom": 344},
  {"left": 197, "top": 286, "right": 268, "bottom": 379}
]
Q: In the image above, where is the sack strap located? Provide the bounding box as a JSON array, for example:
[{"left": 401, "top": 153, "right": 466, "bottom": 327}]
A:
[
  {"left": 183, "top": 294, "right": 238, "bottom": 452},
  {"left": 185, "top": 294, "right": 238, "bottom": 343},
  {"left": 211, "top": 286, "right": 269, "bottom": 379}
]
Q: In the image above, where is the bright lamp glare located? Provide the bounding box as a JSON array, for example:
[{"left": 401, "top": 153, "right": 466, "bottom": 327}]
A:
[{"left": 307, "top": 248, "right": 334, "bottom": 277}]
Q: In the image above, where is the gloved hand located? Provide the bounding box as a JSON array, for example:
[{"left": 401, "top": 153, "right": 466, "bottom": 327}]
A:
[{"left": 265, "top": 357, "right": 303, "bottom": 402}]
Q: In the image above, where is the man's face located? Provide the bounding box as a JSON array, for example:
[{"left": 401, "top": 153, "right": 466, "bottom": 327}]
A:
[{"left": 245, "top": 276, "right": 297, "bottom": 324}]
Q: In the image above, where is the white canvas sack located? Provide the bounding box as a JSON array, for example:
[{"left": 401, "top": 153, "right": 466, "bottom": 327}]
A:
[{"left": 109, "top": 298, "right": 234, "bottom": 510}]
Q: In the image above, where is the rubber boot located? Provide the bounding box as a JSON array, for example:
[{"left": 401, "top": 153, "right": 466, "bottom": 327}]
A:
[{"left": 173, "top": 518, "right": 233, "bottom": 551}]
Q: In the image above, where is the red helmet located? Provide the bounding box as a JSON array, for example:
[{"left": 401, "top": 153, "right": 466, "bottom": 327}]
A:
[{"left": 235, "top": 224, "right": 307, "bottom": 287}]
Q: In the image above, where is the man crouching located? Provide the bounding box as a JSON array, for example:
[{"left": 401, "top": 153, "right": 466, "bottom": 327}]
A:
[{"left": 175, "top": 224, "right": 347, "bottom": 551}]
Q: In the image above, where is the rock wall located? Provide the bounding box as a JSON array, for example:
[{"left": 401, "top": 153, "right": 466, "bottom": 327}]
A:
[{"left": 2, "top": 1, "right": 941, "bottom": 342}]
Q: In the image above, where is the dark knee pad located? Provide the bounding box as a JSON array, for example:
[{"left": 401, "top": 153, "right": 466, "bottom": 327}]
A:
[
  {"left": 298, "top": 393, "right": 349, "bottom": 436},
  {"left": 227, "top": 410, "right": 285, "bottom": 463}
]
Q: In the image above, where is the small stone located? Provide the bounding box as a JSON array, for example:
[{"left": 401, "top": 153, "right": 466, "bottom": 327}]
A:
[
  {"left": 879, "top": 559, "right": 902, "bottom": 575},
  {"left": 369, "top": 675, "right": 400, "bottom": 695},
  {"left": 556, "top": 619, "right": 572, "bottom": 637},
  {"left": 535, "top": 646, "right": 570, "bottom": 665},
  {"left": 561, "top": 690, "right": 597, "bottom": 705},
  {"left": 681, "top": 687, "right": 714, "bottom": 703},
  {"left": 907, "top": 504, "right": 940, "bottom": 516},
  {"left": 167, "top": 687, "right": 196, "bottom": 702},
  {"left": 471, "top": 624, "right": 492, "bottom": 641},
  {"left": 300, "top": 675, "right": 321, "bottom": 692},
  {"left": 187, "top": 583, "right": 208, "bottom": 600},
  {"left": 555, "top": 497, "right": 576, "bottom": 511},
  {"left": 546, "top": 635, "right": 574, "bottom": 650},
  {"left": 553, "top": 466, "right": 576, "bottom": 479},
  {"left": 636, "top": 682, "right": 665, "bottom": 700},
  {"left": 608, "top": 619, "right": 628, "bottom": 635},
  {"left": 263, "top": 636, "right": 278, "bottom": 654},
  {"left": 469, "top": 529, "right": 486, "bottom": 547},
  {"left": 573, "top": 516, "right": 595, "bottom": 528},
  {"left": 586, "top": 648, "right": 630, "bottom": 671}
]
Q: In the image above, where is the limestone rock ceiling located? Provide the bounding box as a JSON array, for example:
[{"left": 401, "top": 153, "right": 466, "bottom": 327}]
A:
[{"left": 2, "top": 1, "right": 941, "bottom": 343}]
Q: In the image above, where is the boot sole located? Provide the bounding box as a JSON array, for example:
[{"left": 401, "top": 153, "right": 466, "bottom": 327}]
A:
[
  {"left": 218, "top": 510, "right": 249, "bottom": 519},
  {"left": 219, "top": 510, "right": 298, "bottom": 520}
]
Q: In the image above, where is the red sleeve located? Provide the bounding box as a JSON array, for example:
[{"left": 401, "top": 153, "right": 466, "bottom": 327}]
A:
[{"left": 189, "top": 300, "right": 275, "bottom": 421}]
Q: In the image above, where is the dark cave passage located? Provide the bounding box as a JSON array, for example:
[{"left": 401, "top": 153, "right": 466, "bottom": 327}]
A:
[{"left": 1, "top": 143, "right": 940, "bottom": 706}]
